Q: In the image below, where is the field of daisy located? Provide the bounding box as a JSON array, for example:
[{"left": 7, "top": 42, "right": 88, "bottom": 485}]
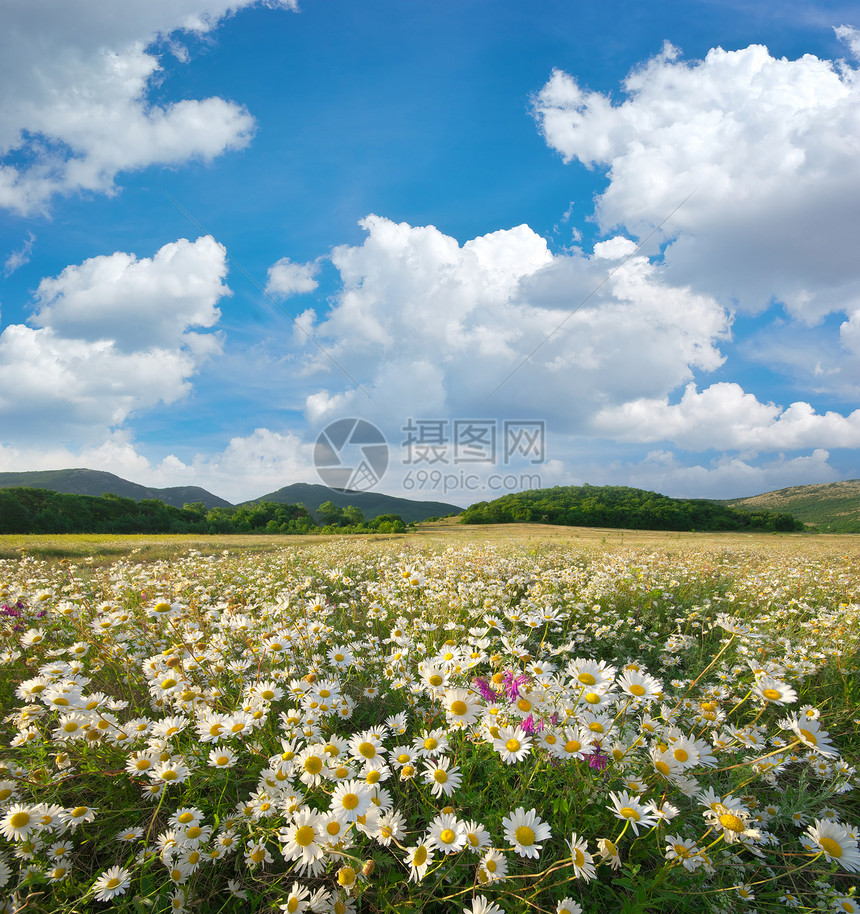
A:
[{"left": 0, "top": 529, "right": 858, "bottom": 914}]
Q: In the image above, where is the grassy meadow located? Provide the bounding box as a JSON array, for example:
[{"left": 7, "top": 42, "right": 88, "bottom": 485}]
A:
[{"left": 0, "top": 525, "right": 858, "bottom": 913}]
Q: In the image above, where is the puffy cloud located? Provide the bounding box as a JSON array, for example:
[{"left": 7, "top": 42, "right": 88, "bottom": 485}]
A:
[
  {"left": 594, "top": 382, "right": 860, "bottom": 452},
  {"left": 0, "top": 427, "right": 316, "bottom": 505},
  {"left": 290, "top": 215, "right": 730, "bottom": 435},
  {"left": 0, "top": 1, "right": 296, "bottom": 213},
  {"left": 603, "top": 448, "right": 839, "bottom": 500},
  {"left": 152, "top": 428, "right": 317, "bottom": 503},
  {"left": 31, "top": 236, "right": 227, "bottom": 352},
  {"left": 533, "top": 34, "right": 860, "bottom": 322},
  {"left": 835, "top": 24, "right": 860, "bottom": 59},
  {"left": 266, "top": 258, "right": 320, "bottom": 298},
  {"left": 0, "top": 236, "right": 227, "bottom": 444}
]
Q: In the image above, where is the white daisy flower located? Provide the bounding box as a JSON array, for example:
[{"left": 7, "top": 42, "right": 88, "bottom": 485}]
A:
[
  {"left": 502, "top": 807, "right": 551, "bottom": 859},
  {"left": 92, "top": 865, "right": 132, "bottom": 902},
  {"left": 806, "top": 819, "right": 860, "bottom": 872},
  {"left": 423, "top": 756, "right": 463, "bottom": 798}
]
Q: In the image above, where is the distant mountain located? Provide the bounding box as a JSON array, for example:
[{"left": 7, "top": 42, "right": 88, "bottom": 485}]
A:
[
  {"left": 0, "top": 468, "right": 231, "bottom": 510},
  {"left": 0, "top": 469, "right": 461, "bottom": 523},
  {"left": 725, "top": 479, "right": 860, "bottom": 533},
  {"left": 247, "top": 482, "right": 462, "bottom": 524}
]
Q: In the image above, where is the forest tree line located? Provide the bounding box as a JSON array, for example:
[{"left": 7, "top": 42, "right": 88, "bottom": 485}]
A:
[
  {"left": 0, "top": 488, "right": 407, "bottom": 535},
  {"left": 460, "top": 485, "right": 804, "bottom": 532}
]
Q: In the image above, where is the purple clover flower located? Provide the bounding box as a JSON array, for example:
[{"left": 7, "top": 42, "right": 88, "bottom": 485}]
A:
[
  {"left": 502, "top": 671, "right": 529, "bottom": 701},
  {"left": 473, "top": 677, "right": 497, "bottom": 703},
  {"left": 588, "top": 741, "right": 609, "bottom": 771}
]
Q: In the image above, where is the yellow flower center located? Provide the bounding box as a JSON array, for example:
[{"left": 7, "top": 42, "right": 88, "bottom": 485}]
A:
[
  {"left": 413, "top": 845, "right": 428, "bottom": 866},
  {"left": 799, "top": 728, "right": 818, "bottom": 745},
  {"left": 178, "top": 812, "right": 193, "bottom": 824},
  {"left": 449, "top": 700, "right": 468, "bottom": 716},
  {"left": 10, "top": 811, "right": 30, "bottom": 828},
  {"left": 424, "top": 737, "right": 438, "bottom": 750},
  {"left": 819, "top": 836, "right": 843, "bottom": 858},
  {"left": 515, "top": 825, "right": 536, "bottom": 846},
  {"left": 630, "top": 684, "right": 646, "bottom": 696},
  {"left": 187, "top": 826, "right": 201, "bottom": 839},
  {"left": 106, "top": 878, "right": 120, "bottom": 888},
  {"left": 295, "top": 825, "right": 316, "bottom": 847},
  {"left": 434, "top": 770, "right": 447, "bottom": 783},
  {"left": 327, "top": 820, "right": 342, "bottom": 836},
  {"left": 338, "top": 866, "right": 356, "bottom": 886},
  {"left": 287, "top": 900, "right": 299, "bottom": 914},
  {"left": 342, "top": 793, "right": 359, "bottom": 810},
  {"left": 429, "top": 675, "right": 443, "bottom": 687},
  {"left": 655, "top": 760, "right": 671, "bottom": 776},
  {"left": 578, "top": 673, "right": 596, "bottom": 685},
  {"left": 619, "top": 807, "right": 640, "bottom": 821},
  {"left": 358, "top": 741, "right": 376, "bottom": 758},
  {"left": 304, "top": 756, "right": 323, "bottom": 774},
  {"left": 517, "top": 698, "right": 532, "bottom": 712},
  {"left": 440, "top": 828, "right": 457, "bottom": 844},
  {"left": 762, "top": 688, "right": 781, "bottom": 701},
  {"left": 673, "top": 748, "right": 688, "bottom": 762},
  {"left": 565, "top": 739, "right": 581, "bottom": 753},
  {"left": 574, "top": 848, "right": 585, "bottom": 866},
  {"left": 505, "top": 738, "right": 521, "bottom": 753},
  {"left": 719, "top": 813, "right": 745, "bottom": 833}
]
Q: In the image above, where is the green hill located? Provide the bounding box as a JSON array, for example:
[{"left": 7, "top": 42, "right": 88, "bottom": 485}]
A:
[
  {"left": 0, "top": 468, "right": 230, "bottom": 510},
  {"left": 246, "top": 483, "right": 461, "bottom": 524},
  {"left": 461, "top": 484, "right": 803, "bottom": 532},
  {"left": 725, "top": 479, "right": 860, "bottom": 533}
]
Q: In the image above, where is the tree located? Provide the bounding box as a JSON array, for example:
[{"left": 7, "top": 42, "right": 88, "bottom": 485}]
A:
[
  {"left": 317, "top": 501, "right": 346, "bottom": 527},
  {"left": 342, "top": 505, "right": 364, "bottom": 526}
]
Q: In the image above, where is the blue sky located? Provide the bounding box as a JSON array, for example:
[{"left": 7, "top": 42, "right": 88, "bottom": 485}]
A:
[{"left": 2, "top": 0, "right": 860, "bottom": 505}]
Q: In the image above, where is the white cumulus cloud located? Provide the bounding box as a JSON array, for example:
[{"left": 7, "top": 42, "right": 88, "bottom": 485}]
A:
[
  {"left": 266, "top": 258, "right": 321, "bottom": 298},
  {"left": 533, "top": 33, "right": 860, "bottom": 323},
  {"left": 594, "top": 382, "right": 860, "bottom": 452},
  {"left": 0, "top": 0, "right": 297, "bottom": 213},
  {"left": 287, "top": 215, "right": 730, "bottom": 436},
  {"left": 0, "top": 236, "right": 228, "bottom": 445}
]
